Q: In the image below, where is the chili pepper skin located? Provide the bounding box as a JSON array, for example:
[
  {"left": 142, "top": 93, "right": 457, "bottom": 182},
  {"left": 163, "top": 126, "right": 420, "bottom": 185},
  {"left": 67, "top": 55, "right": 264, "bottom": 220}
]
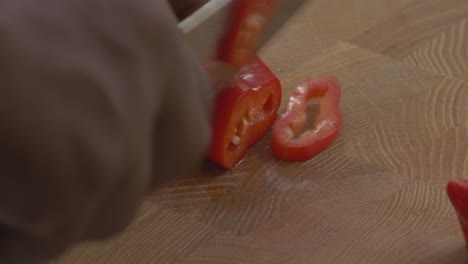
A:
[
  {"left": 207, "top": 56, "right": 281, "bottom": 169},
  {"left": 218, "top": 0, "right": 277, "bottom": 69},
  {"left": 447, "top": 178, "right": 468, "bottom": 251},
  {"left": 271, "top": 77, "right": 343, "bottom": 161}
]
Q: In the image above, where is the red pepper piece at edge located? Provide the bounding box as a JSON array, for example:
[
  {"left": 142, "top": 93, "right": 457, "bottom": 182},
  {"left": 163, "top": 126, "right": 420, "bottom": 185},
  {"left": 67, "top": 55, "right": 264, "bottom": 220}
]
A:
[
  {"left": 207, "top": 56, "right": 282, "bottom": 169},
  {"left": 447, "top": 179, "right": 468, "bottom": 251},
  {"left": 218, "top": 0, "right": 277, "bottom": 69},
  {"left": 272, "top": 77, "right": 343, "bottom": 161}
]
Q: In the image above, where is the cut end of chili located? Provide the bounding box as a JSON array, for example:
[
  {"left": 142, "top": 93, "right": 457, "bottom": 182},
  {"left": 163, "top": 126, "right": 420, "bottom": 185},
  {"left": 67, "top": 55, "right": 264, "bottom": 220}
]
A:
[
  {"left": 207, "top": 56, "right": 282, "bottom": 169},
  {"left": 272, "top": 77, "right": 343, "bottom": 161}
]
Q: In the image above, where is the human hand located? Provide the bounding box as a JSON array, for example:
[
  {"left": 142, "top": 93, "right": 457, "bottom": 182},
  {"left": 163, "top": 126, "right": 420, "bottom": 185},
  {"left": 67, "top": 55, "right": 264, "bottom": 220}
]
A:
[{"left": 0, "top": 0, "right": 209, "bottom": 263}]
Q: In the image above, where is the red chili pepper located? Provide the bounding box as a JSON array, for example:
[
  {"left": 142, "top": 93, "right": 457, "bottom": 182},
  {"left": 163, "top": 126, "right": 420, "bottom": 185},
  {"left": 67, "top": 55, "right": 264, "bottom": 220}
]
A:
[
  {"left": 218, "top": 0, "right": 277, "bottom": 69},
  {"left": 447, "top": 178, "right": 468, "bottom": 251},
  {"left": 271, "top": 77, "right": 343, "bottom": 161},
  {"left": 208, "top": 56, "right": 281, "bottom": 169}
]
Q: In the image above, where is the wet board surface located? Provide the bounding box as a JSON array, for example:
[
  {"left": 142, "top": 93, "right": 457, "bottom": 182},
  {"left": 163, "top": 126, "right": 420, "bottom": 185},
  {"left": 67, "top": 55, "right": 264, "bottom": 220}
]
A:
[{"left": 55, "top": 0, "right": 468, "bottom": 263}]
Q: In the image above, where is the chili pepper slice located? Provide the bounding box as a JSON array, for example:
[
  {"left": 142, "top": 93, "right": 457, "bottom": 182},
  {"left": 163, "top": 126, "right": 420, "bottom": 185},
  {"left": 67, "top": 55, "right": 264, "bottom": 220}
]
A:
[
  {"left": 271, "top": 77, "right": 343, "bottom": 161},
  {"left": 447, "top": 178, "right": 468, "bottom": 251},
  {"left": 218, "top": 0, "right": 277, "bottom": 69},
  {"left": 207, "top": 56, "right": 281, "bottom": 169}
]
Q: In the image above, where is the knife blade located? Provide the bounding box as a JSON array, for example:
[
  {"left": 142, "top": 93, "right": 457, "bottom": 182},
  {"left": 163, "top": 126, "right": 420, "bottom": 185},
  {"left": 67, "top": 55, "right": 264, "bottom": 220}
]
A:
[{"left": 178, "top": 0, "right": 307, "bottom": 86}]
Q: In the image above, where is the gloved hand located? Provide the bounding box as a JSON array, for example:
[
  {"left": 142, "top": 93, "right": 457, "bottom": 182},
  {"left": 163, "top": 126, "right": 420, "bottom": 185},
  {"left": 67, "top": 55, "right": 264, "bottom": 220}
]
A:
[{"left": 0, "top": 0, "right": 209, "bottom": 263}]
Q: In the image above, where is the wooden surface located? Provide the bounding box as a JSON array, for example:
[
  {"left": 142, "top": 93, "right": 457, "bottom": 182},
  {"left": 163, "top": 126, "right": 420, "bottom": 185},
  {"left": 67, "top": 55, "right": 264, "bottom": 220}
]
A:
[{"left": 56, "top": 0, "right": 468, "bottom": 263}]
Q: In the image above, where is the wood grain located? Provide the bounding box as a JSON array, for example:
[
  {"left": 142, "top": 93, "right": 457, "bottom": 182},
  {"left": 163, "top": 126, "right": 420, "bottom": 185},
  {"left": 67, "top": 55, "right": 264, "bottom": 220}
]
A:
[{"left": 55, "top": 0, "right": 468, "bottom": 263}]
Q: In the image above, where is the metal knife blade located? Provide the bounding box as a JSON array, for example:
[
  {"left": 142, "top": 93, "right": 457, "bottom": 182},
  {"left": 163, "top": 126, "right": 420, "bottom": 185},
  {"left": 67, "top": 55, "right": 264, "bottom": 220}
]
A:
[{"left": 178, "top": 0, "right": 307, "bottom": 86}]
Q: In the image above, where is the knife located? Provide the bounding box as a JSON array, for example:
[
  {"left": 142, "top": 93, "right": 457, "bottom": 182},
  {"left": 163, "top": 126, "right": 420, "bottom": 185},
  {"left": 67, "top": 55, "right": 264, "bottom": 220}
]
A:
[{"left": 178, "top": 0, "right": 307, "bottom": 87}]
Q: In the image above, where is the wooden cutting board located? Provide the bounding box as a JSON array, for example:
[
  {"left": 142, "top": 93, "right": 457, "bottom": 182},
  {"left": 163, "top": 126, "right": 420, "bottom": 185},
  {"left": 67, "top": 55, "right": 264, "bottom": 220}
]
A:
[{"left": 55, "top": 0, "right": 468, "bottom": 263}]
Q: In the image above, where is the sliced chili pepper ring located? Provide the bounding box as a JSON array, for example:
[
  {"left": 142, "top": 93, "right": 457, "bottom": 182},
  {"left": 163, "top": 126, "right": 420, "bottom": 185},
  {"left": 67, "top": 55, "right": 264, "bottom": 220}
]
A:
[{"left": 272, "top": 77, "right": 343, "bottom": 161}]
